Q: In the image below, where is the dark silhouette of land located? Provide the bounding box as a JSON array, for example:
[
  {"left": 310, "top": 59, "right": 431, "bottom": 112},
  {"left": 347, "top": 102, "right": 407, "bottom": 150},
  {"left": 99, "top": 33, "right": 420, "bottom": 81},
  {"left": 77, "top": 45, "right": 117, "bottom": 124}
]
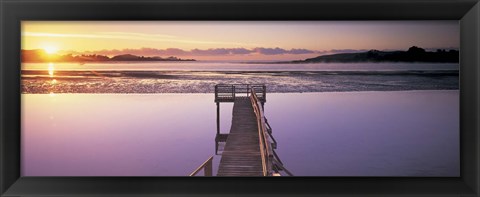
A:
[
  {"left": 290, "top": 46, "right": 458, "bottom": 63},
  {"left": 21, "top": 49, "right": 196, "bottom": 63}
]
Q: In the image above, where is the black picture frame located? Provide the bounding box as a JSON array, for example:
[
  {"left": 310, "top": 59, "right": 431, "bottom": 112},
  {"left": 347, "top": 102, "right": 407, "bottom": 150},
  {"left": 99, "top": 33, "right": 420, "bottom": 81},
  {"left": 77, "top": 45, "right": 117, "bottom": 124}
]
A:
[{"left": 1, "top": 0, "right": 479, "bottom": 196}]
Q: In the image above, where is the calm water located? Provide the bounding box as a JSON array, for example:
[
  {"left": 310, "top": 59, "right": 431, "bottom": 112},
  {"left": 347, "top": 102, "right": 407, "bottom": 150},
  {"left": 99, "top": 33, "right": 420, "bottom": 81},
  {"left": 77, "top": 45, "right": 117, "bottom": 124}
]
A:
[{"left": 22, "top": 90, "right": 459, "bottom": 176}]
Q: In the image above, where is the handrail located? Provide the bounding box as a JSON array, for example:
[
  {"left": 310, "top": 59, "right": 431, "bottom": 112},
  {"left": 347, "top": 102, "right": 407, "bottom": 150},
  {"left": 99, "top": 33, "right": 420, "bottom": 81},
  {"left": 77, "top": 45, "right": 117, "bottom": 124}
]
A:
[
  {"left": 272, "top": 158, "right": 294, "bottom": 176},
  {"left": 189, "top": 156, "right": 214, "bottom": 176},
  {"left": 272, "top": 149, "right": 284, "bottom": 165},
  {"left": 216, "top": 84, "right": 290, "bottom": 176},
  {"left": 215, "top": 84, "right": 266, "bottom": 102},
  {"left": 250, "top": 88, "right": 292, "bottom": 176},
  {"left": 250, "top": 89, "right": 273, "bottom": 176},
  {"left": 264, "top": 118, "right": 277, "bottom": 148}
]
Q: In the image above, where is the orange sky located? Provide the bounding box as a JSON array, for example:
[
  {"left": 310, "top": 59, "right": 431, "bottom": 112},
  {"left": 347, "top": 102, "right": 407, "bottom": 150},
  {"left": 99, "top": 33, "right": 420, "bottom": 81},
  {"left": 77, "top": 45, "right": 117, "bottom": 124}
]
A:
[{"left": 21, "top": 21, "right": 459, "bottom": 61}]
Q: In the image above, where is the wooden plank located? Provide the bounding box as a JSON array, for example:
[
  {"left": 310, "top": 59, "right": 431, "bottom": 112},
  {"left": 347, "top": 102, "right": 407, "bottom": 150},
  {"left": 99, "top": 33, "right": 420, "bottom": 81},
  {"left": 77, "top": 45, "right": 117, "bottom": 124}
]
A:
[{"left": 217, "top": 98, "right": 263, "bottom": 176}]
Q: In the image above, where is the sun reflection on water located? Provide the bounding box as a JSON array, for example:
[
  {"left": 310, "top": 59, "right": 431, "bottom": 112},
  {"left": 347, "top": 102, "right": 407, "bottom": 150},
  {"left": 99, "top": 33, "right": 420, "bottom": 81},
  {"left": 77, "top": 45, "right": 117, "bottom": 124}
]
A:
[
  {"left": 48, "top": 63, "right": 57, "bottom": 94},
  {"left": 48, "top": 63, "right": 55, "bottom": 77}
]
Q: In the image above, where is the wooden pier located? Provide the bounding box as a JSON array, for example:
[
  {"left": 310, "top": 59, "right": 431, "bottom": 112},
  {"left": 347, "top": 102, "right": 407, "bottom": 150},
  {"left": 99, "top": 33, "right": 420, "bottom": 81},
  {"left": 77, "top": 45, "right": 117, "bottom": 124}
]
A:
[
  {"left": 215, "top": 84, "right": 292, "bottom": 176},
  {"left": 217, "top": 98, "right": 263, "bottom": 176},
  {"left": 190, "top": 84, "right": 292, "bottom": 176}
]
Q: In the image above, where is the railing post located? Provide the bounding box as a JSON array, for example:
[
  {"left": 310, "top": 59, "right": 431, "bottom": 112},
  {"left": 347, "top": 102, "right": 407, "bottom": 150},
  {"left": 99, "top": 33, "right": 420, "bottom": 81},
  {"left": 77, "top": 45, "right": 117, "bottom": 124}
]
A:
[
  {"left": 215, "top": 85, "right": 218, "bottom": 102},
  {"left": 216, "top": 102, "right": 220, "bottom": 135},
  {"left": 263, "top": 85, "right": 266, "bottom": 102},
  {"left": 189, "top": 156, "right": 214, "bottom": 176},
  {"left": 232, "top": 85, "right": 235, "bottom": 100},
  {"left": 215, "top": 137, "right": 219, "bottom": 155},
  {"left": 204, "top": 159, "right": 212, "bottom": 176},
  {"left": 268, "top": 154, "right": 274, "bottom": 176}
]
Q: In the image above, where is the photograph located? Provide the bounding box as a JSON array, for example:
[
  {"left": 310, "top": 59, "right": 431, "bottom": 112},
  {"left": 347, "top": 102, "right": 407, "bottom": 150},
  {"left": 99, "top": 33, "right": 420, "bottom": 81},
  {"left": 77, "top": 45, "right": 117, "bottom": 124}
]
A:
[{"left": 21, "top": 21, "right": 460, "bottom": 177}]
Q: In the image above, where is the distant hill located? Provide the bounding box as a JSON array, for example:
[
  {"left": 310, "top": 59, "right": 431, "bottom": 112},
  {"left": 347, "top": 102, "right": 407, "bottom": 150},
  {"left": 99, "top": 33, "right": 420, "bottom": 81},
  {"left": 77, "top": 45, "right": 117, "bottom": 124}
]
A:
[
  {"left": 291, "top": 46, "right": 459, "bottom": 63},
  {"left": 21, "top": 49, "right": 195, "bottom": 63}
]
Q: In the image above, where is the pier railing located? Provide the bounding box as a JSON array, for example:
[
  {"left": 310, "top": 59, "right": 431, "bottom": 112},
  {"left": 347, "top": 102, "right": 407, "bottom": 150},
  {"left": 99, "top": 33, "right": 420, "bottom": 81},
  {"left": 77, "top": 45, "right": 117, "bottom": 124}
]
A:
[
  {"left": 250, "top": 88, "right": 292, "bottom": 176},
  {"left": 189, "top": 156, "right": 213, "bottom": 176},
  {"left": 196, "top": 84, "right": 292, "bottom": 176},
  {"left": 250, "top": 89, "right": 273, "bottom": 176},
  {"left": 215, "top": 84, "right": 266, "bottom": 103}
]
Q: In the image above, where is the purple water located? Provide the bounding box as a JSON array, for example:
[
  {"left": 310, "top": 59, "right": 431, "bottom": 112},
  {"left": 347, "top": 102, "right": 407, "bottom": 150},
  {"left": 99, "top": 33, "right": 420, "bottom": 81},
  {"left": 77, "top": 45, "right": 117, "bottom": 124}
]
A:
[{"left": 21, "top": 90, "right": 459, "bottom": 176}]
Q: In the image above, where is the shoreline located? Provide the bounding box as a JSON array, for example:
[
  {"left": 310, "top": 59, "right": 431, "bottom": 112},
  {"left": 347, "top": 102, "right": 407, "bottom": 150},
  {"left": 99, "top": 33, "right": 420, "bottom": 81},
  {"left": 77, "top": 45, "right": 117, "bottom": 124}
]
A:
[
  {"left": 22, "top": 89, "right": 460, "bottom": 95},
  {"left": 21, "top": 70, "right": 459, "bottom": 94}
]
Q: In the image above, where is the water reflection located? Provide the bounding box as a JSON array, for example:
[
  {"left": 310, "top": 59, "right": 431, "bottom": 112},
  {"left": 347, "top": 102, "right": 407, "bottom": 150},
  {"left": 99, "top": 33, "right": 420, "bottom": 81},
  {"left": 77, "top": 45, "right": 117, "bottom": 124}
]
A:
[
  {"left": 47, "top": 63, "right": 56, "bottom": 94},
  {"left": 48, "top": 63, "right": 54, "bottom": 77},
  {"left": 21, "top": 92, "right": 459, "bottom": 176},
  {"left": 214, "top": 133, "right": 228, "bottom": 155},
  {"left": 22, "top": 94, "right": 216, "bottom": 176}
]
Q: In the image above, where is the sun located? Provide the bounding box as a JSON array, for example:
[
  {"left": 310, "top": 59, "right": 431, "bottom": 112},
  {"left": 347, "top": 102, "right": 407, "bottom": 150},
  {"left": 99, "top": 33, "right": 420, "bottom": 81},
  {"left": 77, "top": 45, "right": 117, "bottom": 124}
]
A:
[{"left": 43, "top": 46, "right": 58, "bottom": 54}]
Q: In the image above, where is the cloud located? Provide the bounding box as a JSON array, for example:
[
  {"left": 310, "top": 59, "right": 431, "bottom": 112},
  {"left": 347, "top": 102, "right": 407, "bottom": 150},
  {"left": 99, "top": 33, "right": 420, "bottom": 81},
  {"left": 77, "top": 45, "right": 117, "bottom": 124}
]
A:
[
  {"left": 329, "top": 49, "right": 368, "bottom": 54},
  {"left": 289, "top": 48, "right": 317, "bottom": 54},
  {"left": 23, "top": 32, "right": 257, "bottom": 46},
  {"left": 164, "top": 48, "right": 189, "bottom": 55},
  {"left": 254, "top": 47, "right": 286, "bottom": 55},
  {"left": 252, "top": 47, "right": 317, "bottom": 55},
  {"left": 314, "top": 49, "right": 370, "bottom": 55},
  {"left": 190, "top": 48, "right": 255, "bottom": 55},
  {"left": 64, "top": 47, "right": 318, "bottom": 57},
  {"left": 98, "top": 32, "right": 177, "bottom": 39}
]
